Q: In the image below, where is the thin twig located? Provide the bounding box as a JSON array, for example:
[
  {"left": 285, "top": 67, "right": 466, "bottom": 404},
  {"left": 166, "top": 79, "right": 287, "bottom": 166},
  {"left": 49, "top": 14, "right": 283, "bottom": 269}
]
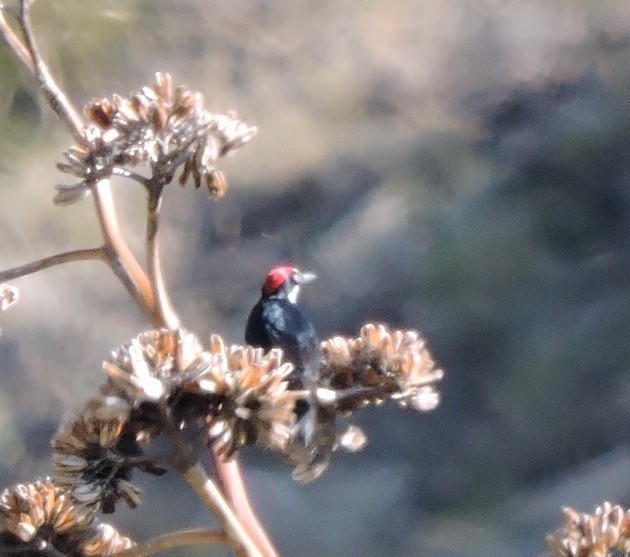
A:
[
  {"left": 18, "top": 0, "right": 84, "bottom": 139},
  {"left": 0, "top": 247, "right": 105, "bottom": 282},
  {"left": 113, "top": 528, "right": 226, "bottom": 557},
  {"left": 146, "top": 192, "right": 180, "bottom": 330},
  {"left": 158, "top": 408, "right": 260, "bottom": 557},
  {"left": 1, "top": 2, "right": 158, "bottom": 326},
  {"left": 182, "top": 463, "right": 262, "bottom": 557},
  {"left": 91, "top": 180, "right": 159, "bottom": 323},
  {"left": 112, "top": 167, "right": 152, "bottom": 189},
  {"left": 213, "top": 449, "right": 280, "bottom": 557},
  {"left": 0, "top": 5, "right": 34, "bottom": 71}
]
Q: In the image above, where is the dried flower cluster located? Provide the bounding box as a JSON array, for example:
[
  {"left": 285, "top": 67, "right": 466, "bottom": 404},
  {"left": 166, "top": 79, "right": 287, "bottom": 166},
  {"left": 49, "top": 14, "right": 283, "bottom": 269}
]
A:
[
  {"left": 189, "top": 335, "right": 297, "bottom": 457},
  {"left": 99, "top": 328, "right": 297, "bottom": 456},
  {"left": 320, "top": 323, "right": 443, "bottom": 413},
  {"left": 53, "top": 329, "right": 204, "bottom": 513},
  {"left": 55, "top": 72, "right": 257, "bottom": 205},
  {"left": 276, "top": 323, "right": 445, "bottom": 482},
  {"left": 545, "top": 503, "right": 630, "bottom": 557},
  {"left": 102, "top": 328, "right": 203, "bottom": 404},
  {"left": 47, "top": 323, "right": 443, "bottom": 511},
  {"left": 49, "top": 328, "right": 300, "bottom": 512},
  {"left": 52, "top": 396, "right": 165, "bottom": 514},
  {"left": 0, "top": 479, "right": 134, "bottom": 556}
]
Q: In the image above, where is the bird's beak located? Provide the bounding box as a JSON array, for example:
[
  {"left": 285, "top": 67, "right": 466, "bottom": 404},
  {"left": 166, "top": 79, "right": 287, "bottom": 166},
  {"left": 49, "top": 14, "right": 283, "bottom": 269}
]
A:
[{"left": 295, "top": 270, "right": 317, "bottom": 285}]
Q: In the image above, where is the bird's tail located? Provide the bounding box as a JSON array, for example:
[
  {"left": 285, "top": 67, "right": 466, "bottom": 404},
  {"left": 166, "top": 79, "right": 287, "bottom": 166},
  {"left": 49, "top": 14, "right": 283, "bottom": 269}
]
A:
[{"left": 288, "top": 403, "right": 336, "bottom": 483}]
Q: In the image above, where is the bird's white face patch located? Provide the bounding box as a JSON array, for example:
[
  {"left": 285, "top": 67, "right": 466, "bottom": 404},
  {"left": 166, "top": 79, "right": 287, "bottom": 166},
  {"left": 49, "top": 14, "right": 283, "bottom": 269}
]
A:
[{"left": 287, "top": 283, "right": 300, "bottom": 304}]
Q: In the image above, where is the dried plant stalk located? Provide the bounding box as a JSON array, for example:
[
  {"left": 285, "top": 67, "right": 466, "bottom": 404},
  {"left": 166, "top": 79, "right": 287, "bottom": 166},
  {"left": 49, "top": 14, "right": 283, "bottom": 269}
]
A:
[{"left": 0, "top": 3, "right": 448, "bottom": 557}]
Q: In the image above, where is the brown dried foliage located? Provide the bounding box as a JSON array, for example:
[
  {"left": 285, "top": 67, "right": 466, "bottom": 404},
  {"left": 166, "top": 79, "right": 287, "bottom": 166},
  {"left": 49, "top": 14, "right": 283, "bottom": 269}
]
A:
[
  {"left": 321, "top": 323, "right": 443, "bottom": 412},
  {"left": 0, "top": 479, "right": 134, "bottom": 557},
  {"left": 545, "top": 502, "right": 630, "bottom": 557},
  {"left": 55, "top": 72, "right": 256, "bottom": 204}
]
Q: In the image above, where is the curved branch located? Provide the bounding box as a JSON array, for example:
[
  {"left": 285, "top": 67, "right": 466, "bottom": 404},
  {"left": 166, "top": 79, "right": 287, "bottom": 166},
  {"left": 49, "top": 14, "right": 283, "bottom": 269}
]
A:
[
  {"left": 213, "top": 450, "right": 280, "bottom": 557},
  {"left": 18, "top": 0, "right": 84, "bottom": 139},
  {"left": 146, "top": 192, "right": 180, "bottom": 330},
  {"left": 113, "top": 528, "right": 227, "bottom": 557},
  {"left": 0, "top": 6, "right": 34, "bottom": 71},
  {"left": 92, "top": 180, "right": 158, "bottom": 324},
  {"left": 0, "top": 247, "right": 105, "bottom": 282}
]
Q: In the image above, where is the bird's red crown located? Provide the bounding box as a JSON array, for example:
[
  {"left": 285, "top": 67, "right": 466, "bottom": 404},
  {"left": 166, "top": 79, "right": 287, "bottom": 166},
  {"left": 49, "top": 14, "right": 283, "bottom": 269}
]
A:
[{"left": 262, "top": 265, "right": 295, "bottom": 295}]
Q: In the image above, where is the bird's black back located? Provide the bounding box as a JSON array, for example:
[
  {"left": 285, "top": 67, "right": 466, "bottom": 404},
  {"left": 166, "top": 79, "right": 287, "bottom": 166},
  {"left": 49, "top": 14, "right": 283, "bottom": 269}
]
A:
[{"left": 245, "top": 295, "right": 319, "bottom": 384}]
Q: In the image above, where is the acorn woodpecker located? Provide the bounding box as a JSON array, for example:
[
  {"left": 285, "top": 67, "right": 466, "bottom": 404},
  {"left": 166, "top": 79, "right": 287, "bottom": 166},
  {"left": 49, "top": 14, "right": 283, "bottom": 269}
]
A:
[
  {"left": 245, "top": 265, "right": 335, "bottom": 482},
  {"left": 245, "top": 265, "right": 319, "bottom": 388}
]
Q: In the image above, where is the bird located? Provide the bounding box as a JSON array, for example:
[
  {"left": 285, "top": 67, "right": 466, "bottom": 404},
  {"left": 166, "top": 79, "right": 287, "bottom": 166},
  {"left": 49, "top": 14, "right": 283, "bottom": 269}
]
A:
[
  {"left": 245, "top": 265, "right": 319, "bottom": 388},
  {"left": 245, "top": 265, "right": 335, "bottom": 482}
]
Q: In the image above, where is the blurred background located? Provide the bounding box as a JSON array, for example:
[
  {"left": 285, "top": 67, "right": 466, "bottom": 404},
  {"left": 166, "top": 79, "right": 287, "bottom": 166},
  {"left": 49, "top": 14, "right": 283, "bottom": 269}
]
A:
[{"left": 2, "top": 1, "right": 630, "bottom": 555}]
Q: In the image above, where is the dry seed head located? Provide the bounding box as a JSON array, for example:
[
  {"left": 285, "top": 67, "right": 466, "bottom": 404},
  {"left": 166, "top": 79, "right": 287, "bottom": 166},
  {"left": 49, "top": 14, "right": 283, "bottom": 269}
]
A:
[
  {"left": 51, "top": 396, "right": 148, "bottom": 514},
  {"left": 0, "top": 284, "right": 18, "bottom": 337},
  {"left": 0, "top": 479, "right": 94, "bottom": 550},
  {"left": 320, "top": 323, "right": 443, "bottom": 412},
  {"left": 545, "top": 502, "right": 630, "bottom": 557},
  {"left": 53, "top": 397, "right": 130, "bottom": 456},
  {"left": 152, "top": 72, "right": 173, "bottom": 103},
  {"left": 0, "top": 478, "right": 134, "bottom": 556},
  {"left": 102, "top": 329, "right": 203, "bottom": 405},
  {"left": 84, "top": 98, "right": 115, "bottom": 129},
  {"left": 338, "top": 425, "right": 367, "bottom": 453},
  {"left": 58, "top": 72, "right": 256, "bottom": 204},
  {"left": 81, "top": 522, "right": 134, "bottom": 556},
  {"left": 206, "top": 168, "right": 228, "bottom": 199},
  {"left": 189, "top": 335, "right": 296, "bottom": 456}
]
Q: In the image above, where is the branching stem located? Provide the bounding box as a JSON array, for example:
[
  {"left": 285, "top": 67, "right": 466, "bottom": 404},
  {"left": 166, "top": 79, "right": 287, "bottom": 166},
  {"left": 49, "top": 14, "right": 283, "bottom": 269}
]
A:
[
  {"left": 182, "top": 463, "right": 262, "bottom": 557},
  {"left": 160, "top": 411, "right": 261, "bottom": 557},
  {"left": 18, "top": 0, "right": 84, "bottom": 140},
  {"left": 0, "top": 247, "right": 105, "bottom": 282},
  {"left": 91, "top": 180, "right": 159, "bottom": 323},
  {"left": 0, "top": 3, "right": 159, "bottom": 324},
  {"left": 0, "top": 3, "right": 278, "bottom": 556},
  {"left": 113, "top": 528, "right": 227, "bottom": 557},
  {"left": 0, "top": 3, "right": 158, "bottom": 324},
  {"left": 111, "top": 167, "right": 152, "bottom": 189}
]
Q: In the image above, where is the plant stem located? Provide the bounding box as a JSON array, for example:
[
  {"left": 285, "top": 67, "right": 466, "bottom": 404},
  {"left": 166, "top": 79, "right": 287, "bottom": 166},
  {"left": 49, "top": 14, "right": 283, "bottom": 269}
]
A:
[
  {"left": 112, "top": 167, "right": 152, "bottom": 188},
  {"left": 182, "top": 463, "right": 263, "bottom": 557},
  {"left": 213, "top": 450, "right": 280, "bottom": 557},
  {"left": 113, "top": 528, "right": 226, "bottom": 557},
  {"left": 1, "top": 4, "right": 277, "bottom": 555},
  {"left": 18, "top": 0, "right": 84, "bottom": 140},
  {"left": 0, "top": 2, "right": 157, "bottom": 325},
  {"left": 160, "top": 410, "right": 260, "bottom": 557},
  {"left": 0, "top": 247, "right": 105, "bottom": 282},
  {"left": 0, "top": 6, "right": 34, "bottom": 71},
  {"left": 92, "top": 180, "right": 159, "bottom": 324},
  {"left": 146, "top": 192, "right": 180, "bottom": 330}
]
